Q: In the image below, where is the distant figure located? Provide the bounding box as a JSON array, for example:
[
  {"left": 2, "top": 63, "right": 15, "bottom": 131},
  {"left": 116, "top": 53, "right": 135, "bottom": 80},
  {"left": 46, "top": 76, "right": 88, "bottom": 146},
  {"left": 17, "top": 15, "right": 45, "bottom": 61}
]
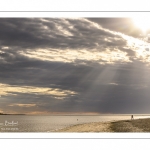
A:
[
  {"left": 131, "top": 115, "right": 134, "bottom": 120},
  {"left": 77, "top": 119, "right": 78, "bottom": 121}
]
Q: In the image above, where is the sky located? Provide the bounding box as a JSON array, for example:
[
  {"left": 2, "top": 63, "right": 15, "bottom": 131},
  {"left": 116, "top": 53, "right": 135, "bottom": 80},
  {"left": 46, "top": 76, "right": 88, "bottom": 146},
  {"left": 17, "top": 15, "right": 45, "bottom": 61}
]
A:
[{"left": 0, "top": 18, "right": 150, "bottom": 114}]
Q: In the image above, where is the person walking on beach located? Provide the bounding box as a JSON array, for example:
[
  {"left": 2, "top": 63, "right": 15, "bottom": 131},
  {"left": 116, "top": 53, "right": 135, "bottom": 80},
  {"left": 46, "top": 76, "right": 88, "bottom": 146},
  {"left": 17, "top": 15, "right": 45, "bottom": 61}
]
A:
[{"left": 131, "top": 115, "right": 134, "bottom": 120}]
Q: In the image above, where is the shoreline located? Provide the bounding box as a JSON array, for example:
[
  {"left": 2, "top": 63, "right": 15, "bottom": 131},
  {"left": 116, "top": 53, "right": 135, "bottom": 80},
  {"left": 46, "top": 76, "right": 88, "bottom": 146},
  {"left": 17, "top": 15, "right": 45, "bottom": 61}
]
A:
[{"left": 56, "top": 118, "right": 150, "bottom": 132}]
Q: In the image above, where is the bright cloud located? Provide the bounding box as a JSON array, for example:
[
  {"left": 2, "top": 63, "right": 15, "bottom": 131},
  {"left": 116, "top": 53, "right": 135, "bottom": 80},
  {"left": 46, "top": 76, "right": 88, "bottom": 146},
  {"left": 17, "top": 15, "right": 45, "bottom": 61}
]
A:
[
  {"left": 19, "top": 48, "right": 131, "bottom": 65},
  {"left": 0, "top": 83, "right": 77, "bottom": 98},
  {"left": 9, "top": 103, "right": 36, "bottom": 107}
]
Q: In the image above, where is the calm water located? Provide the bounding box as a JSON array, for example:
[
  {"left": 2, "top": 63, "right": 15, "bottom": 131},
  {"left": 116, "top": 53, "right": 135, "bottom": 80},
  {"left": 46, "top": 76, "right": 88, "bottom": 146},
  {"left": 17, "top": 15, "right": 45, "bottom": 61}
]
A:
[{"left": 0, "top": 115, "right": 150, "bottom": 132}]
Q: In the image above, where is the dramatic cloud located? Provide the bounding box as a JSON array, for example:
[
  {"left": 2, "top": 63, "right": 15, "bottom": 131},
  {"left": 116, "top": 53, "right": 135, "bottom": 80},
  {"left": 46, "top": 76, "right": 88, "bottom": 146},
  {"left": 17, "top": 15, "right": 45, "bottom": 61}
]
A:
[{"left": 0, "top": 18, "right": 150, "bottom": 114}]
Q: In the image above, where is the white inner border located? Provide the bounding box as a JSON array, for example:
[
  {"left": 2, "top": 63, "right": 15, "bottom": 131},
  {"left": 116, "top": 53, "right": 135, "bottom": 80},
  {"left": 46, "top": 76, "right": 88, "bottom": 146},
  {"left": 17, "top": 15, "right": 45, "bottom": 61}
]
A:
[
  {"left": 0, "top": 12, "right": 150, "bottom": 18},
  {"left": 0, "top": 133, "right": 150, "bottom": 138},
  {"left": 0, "top": 11, "right": 150, "bottom": 138}
]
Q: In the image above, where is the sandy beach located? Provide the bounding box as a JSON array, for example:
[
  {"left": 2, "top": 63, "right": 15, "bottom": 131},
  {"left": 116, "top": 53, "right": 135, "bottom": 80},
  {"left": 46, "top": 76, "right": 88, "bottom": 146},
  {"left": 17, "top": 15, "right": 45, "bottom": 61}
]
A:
[
  {"left": 57, "top": 118, "right": 150, "bottom": 132},
  {"left": 57, "top": 122, "right": 112, "bottom": 132}
]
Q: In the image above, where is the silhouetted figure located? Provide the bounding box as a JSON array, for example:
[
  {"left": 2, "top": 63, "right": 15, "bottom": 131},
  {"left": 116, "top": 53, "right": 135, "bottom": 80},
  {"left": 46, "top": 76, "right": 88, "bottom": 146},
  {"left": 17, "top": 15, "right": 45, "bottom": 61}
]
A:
[
  {"left": 77, "top": 119, "right": 78, "bottom": 121},
  {"left": 131, "top": 115, "right": 134, "bottom": 120}
]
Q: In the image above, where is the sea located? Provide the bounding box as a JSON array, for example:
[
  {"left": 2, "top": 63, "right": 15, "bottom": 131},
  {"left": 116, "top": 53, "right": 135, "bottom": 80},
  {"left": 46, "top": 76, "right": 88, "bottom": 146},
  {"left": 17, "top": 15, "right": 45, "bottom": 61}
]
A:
[{"left": 0, "top": 114, "right": 150, "bottom": 132}]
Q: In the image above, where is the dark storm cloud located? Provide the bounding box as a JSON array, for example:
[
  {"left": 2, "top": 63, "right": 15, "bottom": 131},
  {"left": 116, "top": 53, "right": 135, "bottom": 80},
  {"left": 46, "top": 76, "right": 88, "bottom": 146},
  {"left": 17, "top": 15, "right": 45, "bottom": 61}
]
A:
[
  {"left": 0, "top": 18, "right": 128, "bottom": 51},
  {"left": 0, "top": 18, "right": 150, "bottom": 114}
]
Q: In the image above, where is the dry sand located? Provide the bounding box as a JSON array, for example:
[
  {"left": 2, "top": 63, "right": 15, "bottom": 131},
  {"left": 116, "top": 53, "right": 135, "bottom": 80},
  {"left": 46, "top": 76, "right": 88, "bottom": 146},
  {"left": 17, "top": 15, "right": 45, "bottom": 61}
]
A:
[
  {"left": 57, "top": 118, "right": 150, "bottom": 132},
  {"left": 57, "top": 122, "right": 112, "bottom": 132}
]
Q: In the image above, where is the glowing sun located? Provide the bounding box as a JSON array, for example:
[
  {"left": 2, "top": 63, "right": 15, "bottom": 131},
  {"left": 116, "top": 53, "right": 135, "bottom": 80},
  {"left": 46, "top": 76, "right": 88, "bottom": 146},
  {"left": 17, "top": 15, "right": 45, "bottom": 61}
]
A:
[{"left": 132, "top": 17, "right": 150, "bottom": 33}]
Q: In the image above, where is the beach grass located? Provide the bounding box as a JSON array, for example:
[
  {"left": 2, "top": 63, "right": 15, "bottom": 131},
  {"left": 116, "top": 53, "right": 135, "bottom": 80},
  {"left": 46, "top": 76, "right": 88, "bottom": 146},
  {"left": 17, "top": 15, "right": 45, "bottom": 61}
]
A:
[{"left": 110, "top": 118, "right": 150, "bottom": 132}]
